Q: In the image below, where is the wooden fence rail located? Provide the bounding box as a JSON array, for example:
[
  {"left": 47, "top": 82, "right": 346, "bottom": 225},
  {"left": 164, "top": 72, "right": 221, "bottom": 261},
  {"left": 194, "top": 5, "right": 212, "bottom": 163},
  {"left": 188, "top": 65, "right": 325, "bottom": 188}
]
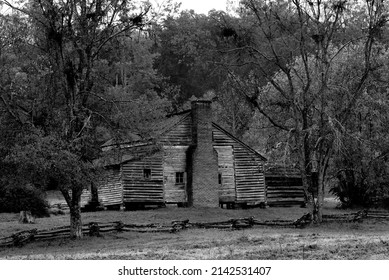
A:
[{"left": 0, "top": 209, "right": 387, "bottom": 248}]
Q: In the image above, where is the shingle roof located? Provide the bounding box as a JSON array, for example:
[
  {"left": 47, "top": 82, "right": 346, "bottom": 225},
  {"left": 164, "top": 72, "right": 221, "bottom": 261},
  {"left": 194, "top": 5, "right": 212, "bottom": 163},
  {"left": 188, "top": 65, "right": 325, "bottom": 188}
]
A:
[
  {"left": 101, "top": 111, "right": 191, "bottom": 149},
  {"left": 100, "top": 108, "right": 268, "bottom": 164},
  {"left": 148, "top": 111, "right": 191, "bottom": 139}
]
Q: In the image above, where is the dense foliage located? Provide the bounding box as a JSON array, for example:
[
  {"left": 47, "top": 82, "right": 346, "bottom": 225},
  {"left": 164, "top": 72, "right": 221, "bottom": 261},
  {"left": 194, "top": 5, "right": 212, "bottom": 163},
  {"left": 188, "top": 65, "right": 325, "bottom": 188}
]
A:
[
  {"left": 1, "top": 0, "right": 389, "bottom": 232},
  {"left": 0, "top": 184, "right": 49, "bottom": 217}
]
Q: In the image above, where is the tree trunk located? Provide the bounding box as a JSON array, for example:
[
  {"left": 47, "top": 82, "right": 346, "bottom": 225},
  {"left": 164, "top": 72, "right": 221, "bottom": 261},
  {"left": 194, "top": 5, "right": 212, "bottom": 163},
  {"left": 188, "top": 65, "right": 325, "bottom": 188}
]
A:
[
  {"left": 299, "top": 164, "right": 311, "bottom": 203},
  {"left": 315, "top": 150, "right": 331, "bottom": 223},
  {"left": 19, "top": 211, "right": 35, "bottom": 224},
  {"left": 296, "top": 130, "right": 312, "bottom": 205},
  {"left": 315, "top": 174, "right": 325, "bottom": 223},
  {"left": 62, "top": 187, "right": 83, "bottom": 239},
  {"left": 70, "top": 203, "right": 83, "bottom": 239}
]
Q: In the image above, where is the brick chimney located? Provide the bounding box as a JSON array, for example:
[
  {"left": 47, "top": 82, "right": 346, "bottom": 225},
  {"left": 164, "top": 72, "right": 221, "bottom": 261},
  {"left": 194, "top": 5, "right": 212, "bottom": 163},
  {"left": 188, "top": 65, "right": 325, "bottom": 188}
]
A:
[{"left": 189, "top": 100, "right": 219, "bottom": 207}]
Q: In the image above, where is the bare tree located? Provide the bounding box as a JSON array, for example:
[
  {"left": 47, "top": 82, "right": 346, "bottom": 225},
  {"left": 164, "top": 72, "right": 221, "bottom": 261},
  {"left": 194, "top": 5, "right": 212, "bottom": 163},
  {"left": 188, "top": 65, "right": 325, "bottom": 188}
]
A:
[{"left": 228, "top": 0, "right": 386, "bottom": 222}]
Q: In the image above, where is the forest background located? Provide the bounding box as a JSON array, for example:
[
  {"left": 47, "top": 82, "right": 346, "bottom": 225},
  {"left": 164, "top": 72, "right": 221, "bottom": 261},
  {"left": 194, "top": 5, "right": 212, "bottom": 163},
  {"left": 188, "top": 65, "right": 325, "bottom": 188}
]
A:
[{"left": 1, "top": 0, "right": 389, "bottom": 238}]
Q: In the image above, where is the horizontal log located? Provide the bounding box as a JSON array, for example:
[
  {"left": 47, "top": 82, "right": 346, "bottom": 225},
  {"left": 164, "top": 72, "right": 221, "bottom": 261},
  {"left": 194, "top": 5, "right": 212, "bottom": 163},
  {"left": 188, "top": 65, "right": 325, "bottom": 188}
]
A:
[
  {"left": 267, "top": 188, "right": 304, "bottom": 192},
  {"left": 99, "top": 190, "right": 122, "bottom": 194},
  {"left": 123, "top": 223, "right": 159, "bottom": 228},
  {"left": 124, "top": 194, "right": 163, "bottom": 197},
  {"left": 266, "top": 172, "right": 301, "bottom": 175},
  {"left": 236, "top": 176, "right": 262, "bottom": 179},
  {"left": 267, "top": 195, "right": 305, "bottom": 199},
  {"left": 124, "top": 191, "right": 163, "bottom": 195},
  {"left": 124, "top": 199, "right": 164, "bottom": 202},
  {"left": 124, "top": 194, "right": 164, "bottom": 198},
  {"left": 267, "top": 202, "right": 305, "bottom": 207},
  {"left": 99, "top": 198, "right": 123, "bottom": 203},
  {"left": 367, "top": 210, "right": 389, "bottom": 215},
  {"left": 124, "top": 181, "right": 162, "bottom": 186},
  {"left": 0, "top": 240, "right": 14, "bottom": 247},
  {"left": 236, "top": 173, "right": 264, "bottom": 177},
  {"left": 236, "top": 197, "right": 265, "bottom": 200},
  {"left": 236, "top": 189, "right": 265, "bottom": 193},
  {"left": 98, "top": 227, "right": 117, "bottom": 233},
  {"left": 267, "top": 194, "right": 304, "bottom": 198},
  {"left": 367, "top": 215, "right": 389, "bottom": 219},
  {"left": 267, "top": 190, "right": 304, "bottom": 194},
  {"left": 37, "top": 228, "right": 70, "bottom": 235},
  {"left": 124, "top": 189, "right": 163, "bottom": 193},
  {"left": 266, "top": 182, "right": 303, "bottom": 187},
  {"left": 234, "top": 158, "right": 261, "bottom": 161},
  {"left": 236, "top": 193, "right": 265, "bottom": 197},
  {"left": 267, "top": 197, "right": 305, "bottom": 201},
  {"left": 235, "top": 184, "right": 264, "bottom": 188},
  {"left": 35, "top": 233, "right": 69, "bottom": 240},
  {"left": 236, "top": 188, "right": 265, "bottom": 192},
  {"left": 123, "top": 188, "right": 163, "bottom": 193},
  {"left": 267, "top": 186, "right": 304, "bottom": 190},
  {"left": 98, "top": 192, "right": 123, "bottom": 197},
  {"left": 236, "top": 187, "right": 265, "bottom": 191},
  {"left": 0, "top": 237, "right": 13, "bottom": 243},
  {"left": 267, "top": 191, "right": 305, "bottom": 195},
  {"left": 236, "top": 198, "right": 265, "bottom": 202},
  {"left": 267, "top": 199, "right": 305, "bottom": 202},
  {"left": 123, "top": 191, "right": 163, "bottom": 195},
  {"left": 267, "top": 187, "right": 304, "bottom": 191},
  {"left": 121, "top": 227, "right": 173, "bottom": 233},
  {"left": 267, "top": 199, "right": 305, "bottom": 203},
  {"left": 236, "top": 180, "right": 264, "bottom": 184},
  {"left": 236, "top": 192, "right": 265, "bottom": 196},
  {"left": 100, "top": 202, "right": 122, "bottom": 206}
]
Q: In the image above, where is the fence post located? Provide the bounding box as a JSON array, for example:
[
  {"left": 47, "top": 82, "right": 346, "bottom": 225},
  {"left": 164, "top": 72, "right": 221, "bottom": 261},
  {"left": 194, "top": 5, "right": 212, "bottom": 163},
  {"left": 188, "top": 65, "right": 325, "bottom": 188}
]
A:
[
  {"left": 88, "top": 222, "right": 100, "bottom": 237},
  {"left": 114, "top": 221, "right": 124, "bottom": 232}
]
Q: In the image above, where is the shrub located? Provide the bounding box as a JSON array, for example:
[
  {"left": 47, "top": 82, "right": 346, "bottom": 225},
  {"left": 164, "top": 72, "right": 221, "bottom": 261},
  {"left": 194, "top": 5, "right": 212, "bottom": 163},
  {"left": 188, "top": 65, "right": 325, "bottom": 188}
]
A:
[
  {"left": 0, "top": 184, "right": 49, "bottom": 217},
  {"left": 330, "top": 158, "right": 389, "bottom": 208},
  {"left": 329, "top": 170, "right": 373, "bottom": 208}
]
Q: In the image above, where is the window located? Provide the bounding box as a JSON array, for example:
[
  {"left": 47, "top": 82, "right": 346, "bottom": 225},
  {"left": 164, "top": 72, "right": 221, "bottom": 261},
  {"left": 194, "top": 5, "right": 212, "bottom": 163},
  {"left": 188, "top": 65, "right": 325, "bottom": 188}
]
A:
[
  {"left": 218, "top": 173, "right": 222, "bottom": 185},
  {"left": 143, "top": 169, "right": 151, "bottom": 179},
  {"left": 175, "top": 172, "right": 185, "bottom": 184}
]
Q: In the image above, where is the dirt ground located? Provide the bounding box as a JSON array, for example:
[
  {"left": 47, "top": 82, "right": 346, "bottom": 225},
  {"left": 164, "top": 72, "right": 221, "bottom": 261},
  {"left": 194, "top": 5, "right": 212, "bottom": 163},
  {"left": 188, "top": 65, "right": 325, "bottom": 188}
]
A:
[{"left": 1, "top": 201, "right": 389, "bottom": 260}]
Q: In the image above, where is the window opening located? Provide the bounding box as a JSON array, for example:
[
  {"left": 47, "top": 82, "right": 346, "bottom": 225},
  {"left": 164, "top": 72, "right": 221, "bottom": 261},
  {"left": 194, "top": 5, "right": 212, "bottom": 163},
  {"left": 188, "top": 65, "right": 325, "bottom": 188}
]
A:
[
  {"left": 175, "top": 172, "right": 184, "bottom": 184},
  {"left": 143, "top": 168, "right": 151, "bottom": 179}
]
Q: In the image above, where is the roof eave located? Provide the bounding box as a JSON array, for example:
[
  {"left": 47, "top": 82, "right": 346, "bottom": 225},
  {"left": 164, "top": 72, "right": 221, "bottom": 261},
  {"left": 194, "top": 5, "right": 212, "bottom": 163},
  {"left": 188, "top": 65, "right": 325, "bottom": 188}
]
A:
[{"left": 212, "top": 122, "right": 268, "bottom": 162}]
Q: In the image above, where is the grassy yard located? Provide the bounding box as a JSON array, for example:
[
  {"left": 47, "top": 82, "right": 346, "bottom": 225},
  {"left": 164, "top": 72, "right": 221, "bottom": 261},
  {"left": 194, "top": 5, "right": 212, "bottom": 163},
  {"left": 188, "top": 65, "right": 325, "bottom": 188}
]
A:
[{"left": 1, "top": 200, "right": 389, "bottom": 260}]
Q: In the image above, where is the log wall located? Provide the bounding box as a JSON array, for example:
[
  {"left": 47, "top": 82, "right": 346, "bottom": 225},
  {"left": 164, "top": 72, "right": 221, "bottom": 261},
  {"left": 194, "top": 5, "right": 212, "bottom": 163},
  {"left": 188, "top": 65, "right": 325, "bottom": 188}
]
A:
[
  {"left": 96, "top": 167, "right": 123, "bottom": 206},
  {"left": 122, "top": 151, "right": 164, "bottom": 204},
  {"left": 265, "top": 166, "right": 305, "bottom": 207},
  {"left": 163, "top": 146, "right": 189, "bottom": 203},
  {"left": 214, "top": 146, "right": 235, "bottom": 203},
  {"left": 234, "top": 146, "right": 265, "bottom": 203},
  {"left": 212, "top": 125, "right": 266, "bottom": 205},
  {"left": 97, "top": 110, "right": 269, "bottom": 208}
]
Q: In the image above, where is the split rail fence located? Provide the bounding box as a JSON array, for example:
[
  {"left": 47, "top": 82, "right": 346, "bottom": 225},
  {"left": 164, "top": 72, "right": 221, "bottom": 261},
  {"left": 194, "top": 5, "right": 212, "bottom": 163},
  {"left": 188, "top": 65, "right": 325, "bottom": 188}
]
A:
[{"left": 1, "top": 209, "right": 388, "bottom": 248}]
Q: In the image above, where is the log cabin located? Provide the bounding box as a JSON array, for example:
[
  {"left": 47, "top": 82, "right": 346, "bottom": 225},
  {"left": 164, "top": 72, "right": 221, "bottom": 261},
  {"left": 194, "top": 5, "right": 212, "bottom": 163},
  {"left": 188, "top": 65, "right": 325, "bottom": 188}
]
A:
[
  {"left": 265, "top": 165, "right": 306, "bottom": 207},
  {"left": 93, "top": 100, "right": 268, "bottom": 209}
]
